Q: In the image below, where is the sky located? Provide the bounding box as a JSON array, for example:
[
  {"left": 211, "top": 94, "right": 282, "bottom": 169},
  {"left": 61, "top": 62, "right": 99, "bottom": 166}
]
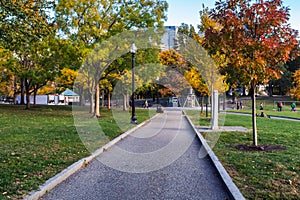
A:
[{"left": 165, "top": 0, "right": 300, "bottom": 32}]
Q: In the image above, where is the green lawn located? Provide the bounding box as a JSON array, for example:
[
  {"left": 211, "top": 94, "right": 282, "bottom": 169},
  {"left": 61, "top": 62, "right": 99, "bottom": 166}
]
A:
[
  {"left": 187, "top": 111, "right": 300, "bottom": 199},
  {"left": 0, "top": 104, "right": 152, "bottom": 199}
]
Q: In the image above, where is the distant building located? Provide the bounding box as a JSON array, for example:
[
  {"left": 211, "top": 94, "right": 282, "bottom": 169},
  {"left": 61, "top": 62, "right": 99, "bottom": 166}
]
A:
[
  {"left": 15, "top": 88, "right": 80, "bottom": 105},
  {"left": 59, "top": 89, "right": 80, "bottom": 105},
  {"left": 161, "top": 26, "right": 178, "bottom": 50}
]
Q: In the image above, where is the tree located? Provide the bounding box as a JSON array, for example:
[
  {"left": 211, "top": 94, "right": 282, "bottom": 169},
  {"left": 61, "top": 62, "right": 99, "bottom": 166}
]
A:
[
  {"left": 0, "top": 47, "right": 16, "bottom": 99},
  {"left": 57, "top": 68, "right": 79, "bottom": 92},
  {"left": 13, "top": 34, "right": 66, "bottom": 108},
  {"left": 102, "top": 48, "right": 161, "bottom": 111},
  {"left": 159, "top": 49, "right": 190, "bottom": 96},
  {"left": 268, "top": 63, "right": 292, "bottom": 96},
  {"left": 57, "top": 0, "right": 168, "bottom": 117},
  {"left": 184, "top": 66, "right": 209, "bottom": 96},
  {"left": 177, "top": 22, "right": 229, "bottom": 94},
  {"left": 159, "top": 48, "right": 210, "bottom": 98},
  {"left": 0, "top": 0, "right": 55, "bottom": 48},
  {"left": 291, "top": 69, "right": 300, "bottom": 100},
  {"left": 204, "top": 0, "right": 299, "bottom": 146},
  {"left": 198, "top": 6, "right": 240, "bottom": 103},
  {"left": 270, "top": 55, "right": 300, "bottom": 96},
  {"left": 0, "top": 0, "right": 60, "bottom": 108}
]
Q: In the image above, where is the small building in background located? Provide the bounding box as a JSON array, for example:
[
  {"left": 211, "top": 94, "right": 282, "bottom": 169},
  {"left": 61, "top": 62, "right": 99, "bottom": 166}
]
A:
[
  {"left": 15, "top": 89, "right": 80, "bottom": 105},
  {"left": 59, "top": 89, "right": 80, "bottom": 105}
]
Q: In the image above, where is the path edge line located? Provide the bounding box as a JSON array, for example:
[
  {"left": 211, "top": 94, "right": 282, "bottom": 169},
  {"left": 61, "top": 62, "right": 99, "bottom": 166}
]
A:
[
  {"left": 183, "top": 111, "right": 245, "bottom": 200},
  {"left": 24, "top": 113, "right": 160, "bottom": 200}
]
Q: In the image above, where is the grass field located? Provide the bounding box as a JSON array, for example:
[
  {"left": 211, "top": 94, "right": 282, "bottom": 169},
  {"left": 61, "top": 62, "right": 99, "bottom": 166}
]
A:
[
  {"left": 187, "top": 111, "right": 300, "bottom": 199},
  {"left": 0, "top": 104, "right": 153, "bottom": 199}
]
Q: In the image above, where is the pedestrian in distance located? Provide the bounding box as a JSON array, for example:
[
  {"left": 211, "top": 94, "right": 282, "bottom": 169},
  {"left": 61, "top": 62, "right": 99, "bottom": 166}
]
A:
[
  {"left": 277, "top": 101, "right": 283, "bottom": 111},
  {"left": 260, "top": 102, "right": 263, "bottom": 110},
  {"left": 291, "top": 102, "right": 296, "bottom": 112},
  {"left": 144, "top": 100, "right": 148, "bottom": 109}
]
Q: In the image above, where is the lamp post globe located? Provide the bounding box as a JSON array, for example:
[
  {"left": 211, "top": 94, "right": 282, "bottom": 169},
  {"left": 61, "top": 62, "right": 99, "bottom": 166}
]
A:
[{"left": 130, "top": 43, "right": 137, "bottom": 124}]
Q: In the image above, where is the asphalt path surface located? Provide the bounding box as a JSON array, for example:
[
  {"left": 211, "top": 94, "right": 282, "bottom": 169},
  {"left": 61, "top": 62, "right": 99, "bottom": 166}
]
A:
[{"left": 42, "top": 110, "right": 231, "bottom": 200}]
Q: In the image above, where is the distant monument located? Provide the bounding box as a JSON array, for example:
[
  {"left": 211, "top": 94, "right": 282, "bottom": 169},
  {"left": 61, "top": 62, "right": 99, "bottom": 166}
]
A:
[{"left": 183, "top": 88, "right": 200, "bottom": 108}]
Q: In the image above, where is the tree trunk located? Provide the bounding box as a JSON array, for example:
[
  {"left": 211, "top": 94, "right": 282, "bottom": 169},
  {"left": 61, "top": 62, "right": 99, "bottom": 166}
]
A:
[
  {"left": 107, "top": 90, "right": 111, "bottom": 109},
  {"left": 88, "top": 72, "right": 95, "bottom": 114},
  {"left": 268, "top": 85, "right": 273, "bottom": 96},
  {"left": 123, "top": 93, "right": 127, "bottom": 111},
  {"left": 201, "top": 96, "right": 204, "bottom": 113},
  {"left": 78, "top": 85, "right": 85, "bottom": 106},
  {"left": 24, "top": 79, "right": 31, "bottom": 109},
  {"left": 13, "top": 75, "right": 17, "bottom": 104},
  {"left": 20, "top": 80, "right": 25, "bottom": 105},
  {"left": 101, "top": 91, "right": 104, "bottom": 107},
  {"left": 251, "top": 81, "right": 258, "bottom": 146},
  {"left": 127, "top": 94, "right": 130, "bottom": 107},
  {"left": 33, "top": 89, "right": 37, "bottom": 105},
  {"left": 26, "top": 93, "right": 30, "bottom": 109},
  {"left": 89, "top": 92, "right": 94, "bottom": 114},
  {"left": 231, "top": 91, "right": 236, "bottom": 103},
  {"left": 223, "top": 93, "right": 226, "bottom": 111},
  {"left": 95, "top": 84, "right": 100, "bottom": 117}
]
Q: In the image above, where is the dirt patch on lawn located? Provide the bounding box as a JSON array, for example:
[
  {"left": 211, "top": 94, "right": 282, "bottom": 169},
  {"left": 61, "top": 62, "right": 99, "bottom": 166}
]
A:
[{"left": 235, "top": 144, "right": 287, "bottom": 152}]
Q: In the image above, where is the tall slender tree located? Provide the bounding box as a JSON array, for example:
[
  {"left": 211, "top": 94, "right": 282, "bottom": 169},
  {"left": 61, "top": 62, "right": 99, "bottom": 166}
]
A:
[{"left": 203, "top": 0, "right": 299, "bottom": 146}]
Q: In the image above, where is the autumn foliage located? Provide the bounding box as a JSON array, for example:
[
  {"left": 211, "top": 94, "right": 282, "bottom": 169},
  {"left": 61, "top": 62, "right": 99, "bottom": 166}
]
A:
[
  {"left": 204, "top": 0, "right": 299, "bottom": 86},
  {"left": 291, "top": 69, "right": 300, "bottom": 100},
  {"left": 201, "top": 0, "right": 299, "bottom": 146},
  {"left": 159, "top": 48, "right": 211, "bottom": 96}
]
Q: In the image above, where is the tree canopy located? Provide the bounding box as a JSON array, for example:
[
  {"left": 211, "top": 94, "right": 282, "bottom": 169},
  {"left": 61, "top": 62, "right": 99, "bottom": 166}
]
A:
[{"left": 0, "top": 0, "right": 168, "bottom": 111}]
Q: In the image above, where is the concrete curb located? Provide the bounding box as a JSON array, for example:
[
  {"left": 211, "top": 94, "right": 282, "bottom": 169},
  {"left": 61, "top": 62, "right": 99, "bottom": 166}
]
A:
[
  {"left": 183, "top": 111, "right": 245, "bottom": 200},
  {"left": 24, "top": 113, "right": 160, "bottom": 200}
]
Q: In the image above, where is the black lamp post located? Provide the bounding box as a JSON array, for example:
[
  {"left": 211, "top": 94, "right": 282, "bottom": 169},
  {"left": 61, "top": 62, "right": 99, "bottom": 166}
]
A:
[
  {"left": 155, "top": 77, "right": 163, "bottom": 113},
  {"left": 156, "top": 76, "right": 160, "bottom": 112},
  {"left": 130, "top": 43, "right": 137, "bottom": 124}
]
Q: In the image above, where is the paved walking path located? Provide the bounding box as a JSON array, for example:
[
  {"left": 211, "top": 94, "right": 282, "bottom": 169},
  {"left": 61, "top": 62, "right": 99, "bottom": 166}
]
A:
[{"left": 41, "top": 110, "right": 233, "bottom": 200}]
